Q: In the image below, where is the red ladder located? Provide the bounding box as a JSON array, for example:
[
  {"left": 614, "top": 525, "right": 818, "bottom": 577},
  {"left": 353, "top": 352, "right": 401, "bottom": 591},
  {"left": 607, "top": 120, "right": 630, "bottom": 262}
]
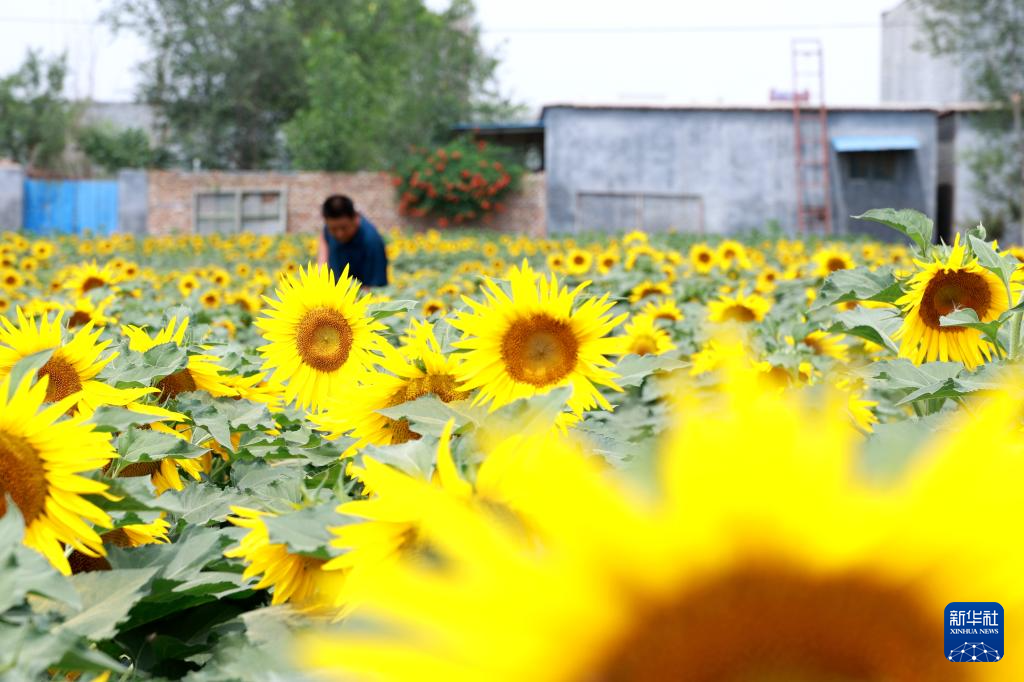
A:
[{"left": 791, "top": 38, "right": 832, "bottom": 235}]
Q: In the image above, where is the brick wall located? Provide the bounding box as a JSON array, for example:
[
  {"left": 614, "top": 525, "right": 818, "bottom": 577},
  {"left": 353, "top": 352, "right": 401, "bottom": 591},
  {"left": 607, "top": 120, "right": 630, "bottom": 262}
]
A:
[{"left": 146, "top": 170, "right": 546, "bottom": 237}]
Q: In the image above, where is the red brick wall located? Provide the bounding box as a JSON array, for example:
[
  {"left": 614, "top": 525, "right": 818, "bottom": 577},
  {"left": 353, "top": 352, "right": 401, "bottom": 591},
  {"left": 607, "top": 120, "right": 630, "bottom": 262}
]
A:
[{"left": 146, "top": 170, "right": 546, "bottom": 237}]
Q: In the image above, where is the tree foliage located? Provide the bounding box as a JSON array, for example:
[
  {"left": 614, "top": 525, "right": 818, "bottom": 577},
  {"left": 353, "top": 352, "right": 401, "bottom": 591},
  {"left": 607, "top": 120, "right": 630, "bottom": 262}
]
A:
[
  {"left": 106, "top": 0, "right": 521, "bottom": 172},
  {"left": 914, "top": 0, "right": 1024, "bottom": 230},
  {"left": 77, "top": 124, "right": 172, "bottom": 174},
  {"left": 105, "top": 0, "right": 308, "bottom": 170},
  {"left": 285, "top": 0, "right": 520, "bottom": 171},
  {"left": 0, "top": 50, "right": 74, "bottom": 171}
]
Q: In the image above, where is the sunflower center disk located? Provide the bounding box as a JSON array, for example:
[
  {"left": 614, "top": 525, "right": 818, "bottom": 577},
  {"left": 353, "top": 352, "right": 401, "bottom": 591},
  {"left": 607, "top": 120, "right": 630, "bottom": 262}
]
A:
[
  {"left": 631, "top": 335, "right": 660, "bottom": 356},
  {"left": 721, "top": 305, "right": 757, "bottom": 323},
  {"left": 295, "top": 308, "right": 354, "bottom": 372},
  {"left": 826, "top": 257, "right": 848, "bottom": 272},
  {"left": 385, "top": 375, "right": 469, "bottom": 444},
  {"left": 501, "top": 315, "right": 580, "bottom": 387},
  {"left": 158, "top": 369, "right": 198, "bottom": 402},
  {"left": 919, "top": 270, "right": 993, "bottom": 329},
  {"left": 0, "top": 430, "right": 48, "bottom": 523},
  {"left": 81, "top": 276, "right": 106, "bottom": 292},
  {"left": 37, "top": 354, "right": 84, "bottom": 403},
  {"left": 67, "top": 311, "right": 91, "bottom": 328},
  {"left": 598, "top": 567, "right": 959, "bottom": 682}
]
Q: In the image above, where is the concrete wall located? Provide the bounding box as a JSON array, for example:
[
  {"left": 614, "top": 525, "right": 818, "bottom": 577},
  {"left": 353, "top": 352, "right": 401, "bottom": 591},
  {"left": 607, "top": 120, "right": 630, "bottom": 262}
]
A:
[
  {"left": 881, "top": 1, "right": 968, "bottom": 104},
  {"left": 0, "top": 166, "right": 24, "bottom": 231},
  {"left": 146, "top": 170, "right": 546, "bottom": 236},
  {"left": 118, "top": 170, "right": 149, "bottom": 235},
  {"left": 544, "top": 106, "right": 938, "bottom": 236}
]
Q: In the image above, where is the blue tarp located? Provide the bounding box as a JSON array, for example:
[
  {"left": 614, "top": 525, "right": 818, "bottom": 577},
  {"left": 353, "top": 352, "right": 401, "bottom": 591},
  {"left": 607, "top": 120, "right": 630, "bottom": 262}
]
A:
[
  {"left": 23, "top": 179, "right": 118, "bottom": 234},
  {"left": 831, "top": 135, "right": 920, "bottom": 153}
]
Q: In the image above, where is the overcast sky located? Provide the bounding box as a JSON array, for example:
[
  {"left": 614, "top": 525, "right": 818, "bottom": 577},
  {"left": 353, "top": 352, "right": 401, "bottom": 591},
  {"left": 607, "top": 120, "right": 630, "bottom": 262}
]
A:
[{"left": 0, "top": 0, "right": 903, "bottom": 112}]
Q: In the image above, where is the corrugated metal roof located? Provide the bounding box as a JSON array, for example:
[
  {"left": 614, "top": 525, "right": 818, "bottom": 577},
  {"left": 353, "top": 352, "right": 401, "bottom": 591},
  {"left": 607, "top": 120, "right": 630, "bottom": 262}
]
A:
[
  {"left": 831, "top": 135, "right": 920, "bottom": 152},
  {"left": 540, "top": 102, "right": 990, "bottom": 117}
]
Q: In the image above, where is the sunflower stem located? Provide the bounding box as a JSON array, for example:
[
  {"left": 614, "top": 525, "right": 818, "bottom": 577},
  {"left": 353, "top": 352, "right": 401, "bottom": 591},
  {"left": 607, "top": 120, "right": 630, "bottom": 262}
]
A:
[{"left": 1012, "top": 311, "right": 1024, "bottom": 361}]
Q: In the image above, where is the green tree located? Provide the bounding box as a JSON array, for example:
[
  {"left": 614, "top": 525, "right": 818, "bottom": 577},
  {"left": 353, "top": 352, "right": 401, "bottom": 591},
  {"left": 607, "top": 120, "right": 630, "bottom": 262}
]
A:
[
  {"left": 105, "top": 0, "right": 307, "bottom": 170},
  {"left": 914, "top": 0, "right": 1024, "bottom": 237},
  {"left": 77, "top": 124, "right": 171, "bottom": 173},
  {"left": 0, "top": 50, "right": 73, "bottom": 170},
  {"left": 285, "top": 0, "right": 522, "bottom": 171}
]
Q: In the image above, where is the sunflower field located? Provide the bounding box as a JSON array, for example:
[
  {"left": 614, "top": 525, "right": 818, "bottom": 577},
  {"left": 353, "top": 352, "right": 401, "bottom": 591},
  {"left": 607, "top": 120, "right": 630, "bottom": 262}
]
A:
[{"left": 0, "top": 207, "right": 1021, "bottom": 681}]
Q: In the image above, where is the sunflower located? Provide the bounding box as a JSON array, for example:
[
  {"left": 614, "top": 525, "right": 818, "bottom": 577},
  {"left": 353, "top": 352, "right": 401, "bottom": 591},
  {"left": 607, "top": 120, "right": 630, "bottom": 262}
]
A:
[
  {"left": 620, "top": 313, "right": 676, "bottom": 357},
  {"left": 63, "top": 294, "right": 117, "bottom": 328},
  {"left": 639, "top": 297, "right": 684, "bottom": 322},
  {"left": 229, "top": 290, "right": 262, "bottom": 314},
  {"left": 32, "top": 241, "right": 54, "bottom": 259},
  {"left": 421, "top": 298, "right": 447, "bottom": 317},
  {"left": 706, "top": 291, "right": 771, "bottom": 323},
  {"left": 796, "top": 330, "right": 850, "bottom": 363},
  {"left": 450, "top": 261, "right": 625, "bottom": 416},
  {"left": 69, "top": 515, "right": 172, "bottom": 573},
  {"left": 754, "top": 266, "right": 782, "bottom": 294},
  {"left": 627, "top": 279, "right": 672, "bottom": 304},
  {"left": 255, "top": 264, "right": 387, "bottom": 411},
  {"left": 894, "top": 236, "right": 1009, "bottom": 369},
  {"left": 319, "top": 423, "right": 494, "bottom": 613},
  {"left": 813, "top": 247, "right": 855, "bottom": 277},
  {"left": 225, "top": 507, "right": 337, "bottom": 608},
  {"left": 298, "top": 362, "right": 1024, "bottom": 682},
  {"left": 0, "top": 373, "right": 117, "bottom": 575},
  {"left": 64, "top": 261, "right": 123, "bottom": 296},
  {"left": 122, "top": 317, "right": 239, "bottom": 402},
  {"left": 715, "top": 239, "right": 750, "bottom": 270},
  {"left": 564, "top": 248, "right": 593, "bottom": 276},
  {"left": 313, "top": 323, "right": 468, "bottom": 453},
  {"left": 545, "top": 252, "right": 566, "bottom": 273},
  {"left": 0, "top": 309, "right": 156, "bottom": 411},
  {"left": 1, "top": 268, "right": 24, "bottom": 291},
  {"left": 596, "top": 250, "right": 620, "bottom": 274},
  {"left": 622, "top": 229, "right": 648, "bottom": 245},
  {"left": 177, "top": 273, "right": 200, "bottom": 298},
  {"left": 199, "top": 289, "right": 222, "bottom": 309}
]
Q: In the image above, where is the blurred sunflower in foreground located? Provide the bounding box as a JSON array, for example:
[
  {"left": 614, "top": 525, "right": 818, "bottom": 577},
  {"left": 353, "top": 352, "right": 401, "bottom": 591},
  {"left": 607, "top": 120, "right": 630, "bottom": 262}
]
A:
[{"left": 299, "top": 361, "right": 1024, "bottom": 682}]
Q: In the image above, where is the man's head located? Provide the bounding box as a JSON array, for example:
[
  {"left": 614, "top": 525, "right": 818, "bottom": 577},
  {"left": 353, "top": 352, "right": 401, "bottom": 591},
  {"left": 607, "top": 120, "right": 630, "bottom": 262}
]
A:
[{"left": 323, "top": 195, "right": 359, "bottom": 243}]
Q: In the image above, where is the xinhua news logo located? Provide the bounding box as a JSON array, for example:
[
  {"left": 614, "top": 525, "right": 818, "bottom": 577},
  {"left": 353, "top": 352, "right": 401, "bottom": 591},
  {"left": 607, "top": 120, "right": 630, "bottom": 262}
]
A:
[{"left": 946, "top": 602, "right": 1004, "bottom": 662}]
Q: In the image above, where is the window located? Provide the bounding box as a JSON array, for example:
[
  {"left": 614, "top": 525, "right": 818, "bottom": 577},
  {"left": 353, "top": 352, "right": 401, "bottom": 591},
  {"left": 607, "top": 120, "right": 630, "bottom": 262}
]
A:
[
  {"left": 194, "top": 189, "right": 286, "bottom": 234},
  {"left": 848, "top": 152, "right": 899, "bottom": 181}
]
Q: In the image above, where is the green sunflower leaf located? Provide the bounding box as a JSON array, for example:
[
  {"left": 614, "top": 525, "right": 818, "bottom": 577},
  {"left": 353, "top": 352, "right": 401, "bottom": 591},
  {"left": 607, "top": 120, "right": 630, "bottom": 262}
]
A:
[
  {"left": 852, "top": 208, "right": 933, "bottom": 254},
  {"left": 828, "top": 307, "right": 901, "bottom": 353},
  {"left": 55, "top": 567, "right": 159, "bottom": 640},
  {"left": 6, "top": 347, "right": 54, "bottom": 398},
  {"left": 968, "top": 235, "right": 1017, "bottom": 291},
  {"left": 262, "top": 504, "right": 344, "bottom": 556},
  {"left": 939, "top": 307, "right": 1004, "bottom": 346},
  {"left": 813, "top": 267, "right": 903, "bottom": 309}
]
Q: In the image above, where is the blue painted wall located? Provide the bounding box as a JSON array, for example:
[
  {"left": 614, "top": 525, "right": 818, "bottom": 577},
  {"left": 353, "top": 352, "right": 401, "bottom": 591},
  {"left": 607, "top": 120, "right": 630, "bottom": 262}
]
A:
[{"left": 23, "top": 179, "right": 119, "bottom": 234}]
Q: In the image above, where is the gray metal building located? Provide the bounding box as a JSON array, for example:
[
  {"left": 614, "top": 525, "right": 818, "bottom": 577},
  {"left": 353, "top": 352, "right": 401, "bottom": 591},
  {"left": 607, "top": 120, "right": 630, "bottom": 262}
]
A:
[{"left": 542, "top": 103, "right": 946, "bottom": 238}]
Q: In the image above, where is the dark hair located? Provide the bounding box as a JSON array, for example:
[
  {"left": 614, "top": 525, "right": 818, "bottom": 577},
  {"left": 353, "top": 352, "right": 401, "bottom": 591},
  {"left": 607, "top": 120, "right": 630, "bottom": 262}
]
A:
[{"left": 322, "top": 194, "right": 356, "bottom": 219}]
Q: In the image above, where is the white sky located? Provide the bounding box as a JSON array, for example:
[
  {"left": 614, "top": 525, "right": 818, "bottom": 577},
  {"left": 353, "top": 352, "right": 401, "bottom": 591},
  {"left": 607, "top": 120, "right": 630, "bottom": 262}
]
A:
[{"left": 0, "top": 0, "right": 903, "bottom": 112}]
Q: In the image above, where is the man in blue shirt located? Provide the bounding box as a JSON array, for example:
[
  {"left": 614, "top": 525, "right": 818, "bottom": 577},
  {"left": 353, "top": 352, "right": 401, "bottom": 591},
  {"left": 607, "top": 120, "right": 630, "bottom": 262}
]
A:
[{"left": 316, "top": 194, "right": 389, "bottom": 287}]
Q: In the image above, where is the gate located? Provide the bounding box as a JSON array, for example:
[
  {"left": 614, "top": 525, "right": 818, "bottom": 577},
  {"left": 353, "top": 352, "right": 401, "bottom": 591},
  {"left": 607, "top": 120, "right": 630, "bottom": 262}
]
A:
[{"left": 23, "top": 179, "right": 119, "bottom": 234}]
